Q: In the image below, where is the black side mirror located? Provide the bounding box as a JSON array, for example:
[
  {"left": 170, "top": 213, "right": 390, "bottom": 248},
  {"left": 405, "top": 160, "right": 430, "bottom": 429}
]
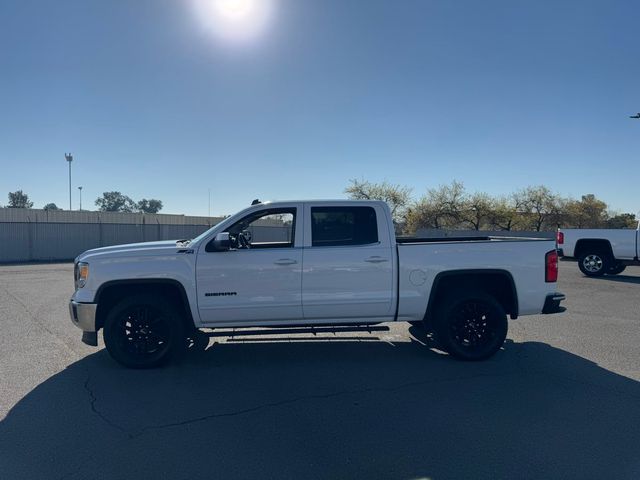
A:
[{"left": 212, "top": 232, "right": 231, "bottom": 251}]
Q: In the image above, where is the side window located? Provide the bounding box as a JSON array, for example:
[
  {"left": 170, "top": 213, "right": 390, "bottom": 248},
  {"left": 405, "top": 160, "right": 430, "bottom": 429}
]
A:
[
  {"left": 311, "top": 207, "right": 378, "bottom": 247},
  {"left": 227, "top": 208, "right": 296, "bottom": 248}
]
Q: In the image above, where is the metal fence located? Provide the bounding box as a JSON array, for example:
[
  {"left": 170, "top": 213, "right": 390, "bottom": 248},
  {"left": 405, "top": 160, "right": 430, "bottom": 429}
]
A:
[
  {"left": 0, "top": 208, "right": 295, "bottom": 263},
  {"left": 0, "top": 222, "right": 218, "bottom": 263},
  {"left": 0, "top": 208, "right": 225, "bottom": 263}
]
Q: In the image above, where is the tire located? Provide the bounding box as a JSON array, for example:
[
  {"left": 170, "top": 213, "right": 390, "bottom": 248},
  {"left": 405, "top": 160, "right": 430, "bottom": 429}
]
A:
[
  {"left": 103, "top": 294, "right": 187, "bottom": 369},
  {"left": 578, "top": 251, "right": 611, "bottom": 277},
  {"left": 608, "top": 262, "right": 626, "bottom": 275},
  {"left": 433, "top": 291, "right": 508, "bottom": 361}
]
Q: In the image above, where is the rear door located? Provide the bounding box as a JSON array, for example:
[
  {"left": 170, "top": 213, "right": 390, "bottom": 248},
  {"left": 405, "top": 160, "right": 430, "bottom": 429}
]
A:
[{"left": 301, "top": 204, "right": 395, "bottom": 321}]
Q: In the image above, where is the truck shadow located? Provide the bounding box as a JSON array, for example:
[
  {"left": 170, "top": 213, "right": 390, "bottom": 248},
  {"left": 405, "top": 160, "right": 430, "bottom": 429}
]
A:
[
  {"left": 590, "top": 274, "right": 640, "bottom": 285},
  {"left": 1, "top": 331, "right": 639, "bottom": 480}
]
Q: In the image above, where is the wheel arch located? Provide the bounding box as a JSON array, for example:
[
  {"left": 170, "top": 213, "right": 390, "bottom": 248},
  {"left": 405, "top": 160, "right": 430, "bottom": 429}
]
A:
[
  {"left": 574, "top": 239, "right": 614, "bottom": 260},
  {"left": 94, "top": 279, "right": 195, "bottom": 331},
  {"left": 424, "top": 269, "right": 519, "bottom": 323}
]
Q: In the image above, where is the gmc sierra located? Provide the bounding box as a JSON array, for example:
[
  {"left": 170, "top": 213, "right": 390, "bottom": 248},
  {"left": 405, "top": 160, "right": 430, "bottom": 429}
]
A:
[{"left": 70, "top": 200, "right": 565, "bottom": 368}]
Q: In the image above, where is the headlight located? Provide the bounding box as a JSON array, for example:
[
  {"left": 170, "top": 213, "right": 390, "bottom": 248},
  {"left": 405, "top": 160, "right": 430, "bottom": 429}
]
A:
[{"left": 75, "top": 262, "right": 89, "bottom": 289}]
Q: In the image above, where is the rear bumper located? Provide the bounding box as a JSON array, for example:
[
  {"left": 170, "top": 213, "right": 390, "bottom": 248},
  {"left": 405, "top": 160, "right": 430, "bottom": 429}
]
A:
[
  {"left": 69, "top": 300, "right": 99, "bottom": 346},
  {"left": 542, "top": 292, "right": 566, "bottom": 314}
]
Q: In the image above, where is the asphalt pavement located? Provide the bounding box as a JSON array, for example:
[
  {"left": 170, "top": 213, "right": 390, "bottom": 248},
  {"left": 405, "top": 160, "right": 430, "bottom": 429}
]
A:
[{"left": 0, "top": 261, "right": 639, "bottom": 479}]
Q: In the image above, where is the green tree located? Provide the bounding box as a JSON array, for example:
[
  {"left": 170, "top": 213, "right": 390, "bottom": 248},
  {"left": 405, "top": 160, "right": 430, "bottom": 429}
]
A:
[
  {"left": 565, "top": 194, "right": 608, "bottom": 228},
  {"left": 7, "top": 190, "right": 33, "bottom": 208},
  {"left": 606, "top": 213, "right": 637, "bottom": 229},
  {"left": 95, "top": 191, "right": 136, "bottom": 212},
  {"left": 136, "top": 199, "right": 163, "bottom": 214},
  {"left": 345, "top": 179, "right": 412, "bottom": 228},
  {"left": 43, "top": 203, "right": 61, "bottom": 211}
]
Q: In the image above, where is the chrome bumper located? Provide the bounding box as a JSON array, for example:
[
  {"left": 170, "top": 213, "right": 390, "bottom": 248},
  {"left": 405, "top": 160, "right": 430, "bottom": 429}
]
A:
[
  {"left": 69, "top": 300, "right": 99, "bottom": 346},
  {"left": 69, "top": 300, "right": 97, "bottom": 332}
]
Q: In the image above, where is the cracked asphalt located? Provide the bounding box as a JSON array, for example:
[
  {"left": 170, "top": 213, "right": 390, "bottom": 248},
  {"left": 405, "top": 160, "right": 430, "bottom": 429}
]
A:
[{"left": 0, "top": 261, "right": 639, "bottom": 479}]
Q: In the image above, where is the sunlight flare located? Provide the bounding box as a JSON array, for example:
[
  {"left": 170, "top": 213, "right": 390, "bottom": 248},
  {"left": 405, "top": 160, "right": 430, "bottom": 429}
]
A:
[{"left": 192, "top": 0, "right": 275, "bottom": 43}]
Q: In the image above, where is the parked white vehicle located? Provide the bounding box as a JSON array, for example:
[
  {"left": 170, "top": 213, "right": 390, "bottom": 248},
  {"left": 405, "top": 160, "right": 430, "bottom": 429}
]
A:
[
  {"left": 557, "top": 222, "right": 640, "bottom": 277},
  {"left": 70, "top": 200, "right": 565, "bottom": 368}
]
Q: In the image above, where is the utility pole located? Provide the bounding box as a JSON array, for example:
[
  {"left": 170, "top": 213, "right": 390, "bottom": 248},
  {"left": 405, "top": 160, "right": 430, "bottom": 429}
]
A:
[
  {"left": 208, "top": 188, "right": 211, "bottom": 217},
  {"left": 78, "top": 186, "right": 83, "bottom": 211},
  {"left": 65, "top": 153, "right": 73, "bottom": 210}
]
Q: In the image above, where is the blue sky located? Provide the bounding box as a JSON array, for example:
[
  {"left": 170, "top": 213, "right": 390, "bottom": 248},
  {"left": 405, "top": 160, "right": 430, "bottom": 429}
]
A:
[{"left": 1, "top": 0, "right": 639, "bottom": 216}]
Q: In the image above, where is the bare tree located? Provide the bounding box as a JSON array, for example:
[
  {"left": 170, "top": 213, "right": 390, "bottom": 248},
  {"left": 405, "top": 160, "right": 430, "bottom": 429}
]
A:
[
  {"left": 345, "top": 179, "right": 412, "bottom": 229},
  {"left": 462, "top": 192, "right": 493, "bottom": 230},
  {"left": 405, "top": 181, "right": 466, "bottom": 232},
  {"left": 518, "top": 186, "right": 562, "bottom": 231}
]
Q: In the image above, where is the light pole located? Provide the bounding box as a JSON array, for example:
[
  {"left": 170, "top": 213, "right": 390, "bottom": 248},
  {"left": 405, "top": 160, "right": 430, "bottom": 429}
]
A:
[
  {"left": 78, "top": 186, "right": 83, "bottom": 211},
  {"left": 65, "top": 153, "right": 73, "bottom": 210}
]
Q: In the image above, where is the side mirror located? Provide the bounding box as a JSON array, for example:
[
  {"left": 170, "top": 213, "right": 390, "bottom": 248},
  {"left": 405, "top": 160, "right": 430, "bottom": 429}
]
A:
[{"left": 212, "top": 232, "right": 231, "bottom": 251}]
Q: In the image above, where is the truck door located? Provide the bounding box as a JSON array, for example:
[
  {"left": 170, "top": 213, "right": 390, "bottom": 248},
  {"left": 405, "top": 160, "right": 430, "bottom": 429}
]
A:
[
  {"left": 196, "top": 206, "right": 303, "bottom": 324},
  {"left": 302, "top": 204, "right": 395, "bottom": 321}
]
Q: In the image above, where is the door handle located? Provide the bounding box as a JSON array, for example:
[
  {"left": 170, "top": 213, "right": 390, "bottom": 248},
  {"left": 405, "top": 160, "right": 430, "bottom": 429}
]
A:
[
  {"left": 365, "top": 256, "right": 389, "bottom": 263},
  {"left": 274, "top": 258, "right": 297, "bottom": 265}
]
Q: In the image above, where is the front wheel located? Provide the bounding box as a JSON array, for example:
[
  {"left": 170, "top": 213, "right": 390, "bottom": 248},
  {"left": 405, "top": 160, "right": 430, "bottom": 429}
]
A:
[
  {"left": 103, "top": 294, "right": 186, "bottom": 369},
  {"left": 433, "top": 292, "right": 508, "bottom": 361},
  {"left": 578, "top": 251, "right": 610, "bottom": 277}
]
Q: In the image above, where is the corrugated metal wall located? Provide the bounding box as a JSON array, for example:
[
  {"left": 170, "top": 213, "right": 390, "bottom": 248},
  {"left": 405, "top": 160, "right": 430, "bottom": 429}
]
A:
[
  {"left": 0, "top": 208, "right": 224, "bottom": 262},
  {"left": 0, "top": 209, "right": 296, "bottom": 262},
  {"left": 0, "top": 222, "right": 217, "bottom": 262}
]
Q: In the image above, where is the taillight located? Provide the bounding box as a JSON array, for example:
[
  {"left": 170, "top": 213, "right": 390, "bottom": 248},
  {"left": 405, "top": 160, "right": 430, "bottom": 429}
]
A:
[
  {"left": 556, "top": 231, "right": 564, "bottom": 245},
  {"left": 546, "top": 249, "right": 558, "bottom": 282}
]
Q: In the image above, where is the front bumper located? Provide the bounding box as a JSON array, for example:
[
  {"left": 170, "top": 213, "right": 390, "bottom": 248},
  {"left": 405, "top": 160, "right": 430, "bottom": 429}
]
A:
[
  {"left": 542, "top": 292, "right": 566, "bottom": 314},
  {"left": 69, "top": 300, "right": 99, "bottom": 346}
]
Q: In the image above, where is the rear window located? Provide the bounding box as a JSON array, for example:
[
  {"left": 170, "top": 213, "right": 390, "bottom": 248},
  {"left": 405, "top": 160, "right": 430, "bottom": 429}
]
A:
[{"left": 311, "top": 206, "right": 378, "bottom": 247}]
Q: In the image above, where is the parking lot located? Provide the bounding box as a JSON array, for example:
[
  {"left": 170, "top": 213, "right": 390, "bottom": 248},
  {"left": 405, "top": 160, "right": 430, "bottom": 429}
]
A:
[{"left": 0, "top": 261, "right": 639, "bottom": 479}]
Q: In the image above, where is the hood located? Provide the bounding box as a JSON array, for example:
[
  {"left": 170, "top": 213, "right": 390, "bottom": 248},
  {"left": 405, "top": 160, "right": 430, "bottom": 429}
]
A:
[{"left": 76, "top": 240, "right": 189, "bottom": 262}]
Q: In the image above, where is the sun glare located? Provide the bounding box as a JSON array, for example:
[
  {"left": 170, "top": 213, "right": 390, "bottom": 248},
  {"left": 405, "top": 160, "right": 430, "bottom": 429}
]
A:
[{"left": 192, "top": 0, "right": 275, "bottom": 43}]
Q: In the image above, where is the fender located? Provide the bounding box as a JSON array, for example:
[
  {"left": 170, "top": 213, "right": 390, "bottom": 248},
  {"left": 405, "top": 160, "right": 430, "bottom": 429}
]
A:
[
  {"left": 424, "top": 269, "right": 519, "bottom": 320},
  {"left": 94, "top": 278, "right": 195, "bottom": 326}
]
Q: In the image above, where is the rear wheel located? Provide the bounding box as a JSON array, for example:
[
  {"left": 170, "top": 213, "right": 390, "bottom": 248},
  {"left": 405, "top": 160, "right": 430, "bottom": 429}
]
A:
[
  {"left": 433, "top": 292, "right": 508, "bottom": 361},
  {"left": 103, "top": 294, "right": 186, "bottom": 369},
  {"left": 578, "top": 251, "right": 610, "bottom": 277},
  {"left": 608, "top": 262, "right": 626, "bottom": 275}
]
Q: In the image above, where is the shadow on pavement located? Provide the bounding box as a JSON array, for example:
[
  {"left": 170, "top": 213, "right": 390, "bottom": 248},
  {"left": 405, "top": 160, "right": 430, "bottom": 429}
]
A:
[
  {"left": 1, "top": 330, "right": 639, "bottom": 480},
  {"left": 590, "top": 274, "right": 640, "bottom": 285}
]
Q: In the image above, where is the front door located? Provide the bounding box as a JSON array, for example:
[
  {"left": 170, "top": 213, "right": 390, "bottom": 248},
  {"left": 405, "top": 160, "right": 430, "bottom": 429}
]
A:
[{"left": 196, "top": 207, "right": 303, "bottom": 324}]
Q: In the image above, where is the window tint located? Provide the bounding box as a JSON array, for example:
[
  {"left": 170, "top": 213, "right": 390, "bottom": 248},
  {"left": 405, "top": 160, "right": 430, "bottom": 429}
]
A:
[
  {"left": 228, "top": 208, "right": 295, "bottom": 248},
  {"left": 311, "top": 207, "right": 378, "bottom": 247}
]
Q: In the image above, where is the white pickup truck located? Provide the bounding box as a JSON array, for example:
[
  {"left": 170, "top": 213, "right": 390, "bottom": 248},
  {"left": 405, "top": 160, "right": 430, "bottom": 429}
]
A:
[
  {"left": 70, "top": 200, "right": 565, "bottom": 368},
  {"left": 557, "top": 222, "right": 640, "bottom": 277}
]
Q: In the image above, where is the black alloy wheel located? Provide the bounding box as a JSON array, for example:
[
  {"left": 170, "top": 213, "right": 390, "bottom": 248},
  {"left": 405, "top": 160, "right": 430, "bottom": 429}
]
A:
[
  {"left": 434, "top": 292, "right": 508, "bottom": 361},
  {"left": 104, "top": 294, "right": 185, "bottom": 369}
]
